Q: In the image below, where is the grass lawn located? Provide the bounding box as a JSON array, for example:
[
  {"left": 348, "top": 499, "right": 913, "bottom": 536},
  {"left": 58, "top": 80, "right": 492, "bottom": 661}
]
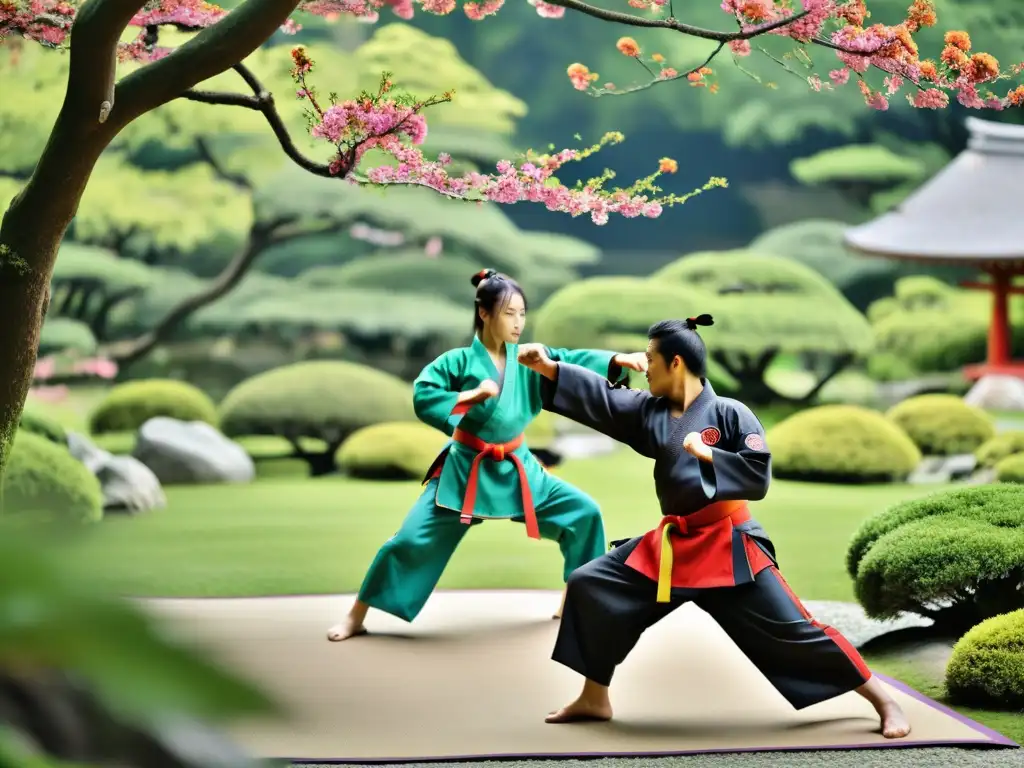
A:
[{"left": 55, "top": 448, "right": 946, "bottom": 600}]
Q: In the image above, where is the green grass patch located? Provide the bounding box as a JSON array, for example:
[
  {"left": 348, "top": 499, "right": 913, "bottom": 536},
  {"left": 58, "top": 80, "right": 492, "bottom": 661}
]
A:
[{"left": 54, "top": 448, "right": 946, "bottom": 600}]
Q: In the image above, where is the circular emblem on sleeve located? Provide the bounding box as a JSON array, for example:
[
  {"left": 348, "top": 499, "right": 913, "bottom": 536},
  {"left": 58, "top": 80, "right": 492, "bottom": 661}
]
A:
[
  {"left": 700, "top": 427, "right": 721, "bottom": 446},
  {"left": 744, "top": 433, "right": 765, "bottom": 451}
]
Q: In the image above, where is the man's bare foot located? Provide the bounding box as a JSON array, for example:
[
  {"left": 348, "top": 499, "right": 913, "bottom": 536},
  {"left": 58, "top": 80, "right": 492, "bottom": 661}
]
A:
[
  {"left": 553, "top": 586, "right": 567, "bottom": 619},
  {"left": 326, "top": 616, "right": 367, "bottom": 642},
  {"left": 545, "top": 697, "right": 613, "bottom": 724},
  {"left": 878, "top": 701, "right": 911, "bottom": 739}
]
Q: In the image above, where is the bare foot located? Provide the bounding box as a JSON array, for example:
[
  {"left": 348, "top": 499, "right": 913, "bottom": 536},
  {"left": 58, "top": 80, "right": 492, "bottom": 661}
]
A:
[
  {"left": 326, "top": 616, "right": 367, "bottom": 642},
  {"left": 545, "top": 698, "right": 612, "bottom": 724},
  {"left": 878, "top": 701, "right": 911, "bottom": 739},
  {"left": 553, "top": 586, "right": 567, "bottom": 620}
]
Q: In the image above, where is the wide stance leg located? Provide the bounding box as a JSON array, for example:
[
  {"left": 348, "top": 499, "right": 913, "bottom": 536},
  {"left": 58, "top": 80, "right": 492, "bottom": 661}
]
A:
[
  {"left": 328, "top": 480, "right": 469, "bottom": 640},
  {"left": 698, "top": 565, "right": 910, "bottom": 738},
  {"left": 546, "top": 539, "right": 682, "bottom": 723}
]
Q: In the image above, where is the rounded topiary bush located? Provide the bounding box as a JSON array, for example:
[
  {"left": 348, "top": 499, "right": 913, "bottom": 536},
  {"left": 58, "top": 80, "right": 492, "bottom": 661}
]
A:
[
  {"left": 336, "top": 421, "right": 449, "bottom": 480},
  {"left": 2, "top": 431, "right": 103, "bottom": 524},
  {"left": 885, "top": 394, "right": 995, "bottom": 456},
  {"left": 88, "top": 379, "right": 218, "bottom": 435},
  {"left": 846, "top": 485, "right": 1024, "bottom": 631},
  {"left": 976, "top": 430, "right": 1024, "bottom": 469},
  {"left": 945, "top": 609, "right": 1024, "bottom": 709},
  {"left": 18, "top": 409, "right": 68, "bottom": 445},
  {"left": 219, "top": 361, "right": 415, "bottom": 475},
  {"left": 766, "top": 405, "right": 921, "bottom": 484},
  {"left": 995, "top": 453, "right": 1024, "bottom": 483}
]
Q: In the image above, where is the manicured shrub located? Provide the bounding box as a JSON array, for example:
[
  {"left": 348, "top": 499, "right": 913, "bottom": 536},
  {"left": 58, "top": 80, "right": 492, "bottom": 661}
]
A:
[
  {"left": 846, "top": 485, "right": 1024, "bottom": 631},
  {"left": 18, "top": 409, "right": 67, "bottom": 445},
  {"left": 336, "top": 421, "right": 449, "bottom": 480},
  {"left": 88, "top": 379, "right": 218, "bottom": 435},
  {"left": 995, "top": 453, "right": 1024, "bottom": 484},
  {"left": 885, "top": 393, "right": 995, "bottom": 456},
  {"left": 219, "top": 360, "right": 415, "bottom": 475},
  {"left": 976, "top": 431, "right": 1024, "bottom": 469},
  {"left": 1, "top": 431, "right": 103, "bottom": 524},
  {"left": 946, "top": 609, "right": 1024, "bottom": 709},
  {"left": 39, "top": 317, "right": 98, "bottom": 356},
  {"left": 766, "top": 405, "right": 921, "bottom": 484}
]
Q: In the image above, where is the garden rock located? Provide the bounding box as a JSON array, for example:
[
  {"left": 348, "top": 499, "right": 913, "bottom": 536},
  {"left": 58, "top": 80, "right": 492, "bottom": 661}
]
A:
[
  {"left": 67, "top": 431, "right": 166, "bottom": 514},
  {"left": 551, "top": 432, "right": 617, "bottom": 459},
  {"left": 908, "top": 453, "right": 978, "bottom": 484},
  {"left": 133, "top": 417, "right": 255, "bottom": 485},
  {"left": 964, "top": 374, "right": 1024, "bottom": 412}
]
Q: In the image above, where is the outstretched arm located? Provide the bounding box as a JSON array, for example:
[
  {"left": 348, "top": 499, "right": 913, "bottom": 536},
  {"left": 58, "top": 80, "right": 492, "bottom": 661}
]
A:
[
  {"left": 520, "top": 347, "right": 654, "bottom": 458},
  {"left": 544, "top": 346, "right": 634, "bottom": 386},
  {"left": 413, "top": 352, "right": 497, "bottom": 436},
  {"left": 683, "top": 402, "right": 771, "bottom": 502}
]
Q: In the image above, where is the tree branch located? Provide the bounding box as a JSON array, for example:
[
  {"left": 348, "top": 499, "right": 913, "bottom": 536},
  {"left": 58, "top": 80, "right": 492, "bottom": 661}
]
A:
[
  {"left": 543, "top": 0, "right": 808, "bottom": 41},
  {"left": 194, "top": 136, "right": 253, "bottom": 190},
  {"left": 110, "top": 0, "right": 303, "bottom": 127},
  {"left": 180, "top": 65, "right": 336, "bottom": 178}
]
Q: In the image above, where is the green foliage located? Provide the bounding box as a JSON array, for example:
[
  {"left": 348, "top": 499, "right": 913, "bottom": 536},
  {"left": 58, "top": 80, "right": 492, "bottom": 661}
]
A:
[
  {"left": 946, "top": 608, "right": 1024, "bottom": 709},
  {"left": 0, "top": 532, "right": 276, "bottom": 726},
  {"left": 18, "top": 409, "right": 67, "bottom": 446},
  {"left": 885, "top": 394, "right": 995, "bottom": 456},
  {"left": 218, "top": 360, "right": 415, "bottom": 444},
  {"left": 748, "top": 219, "right": 900, "bottom": 310},
  {"left": 995, "top": 453, "right": 1024, "bottom": 484},
  {"left": 39, "top": 318, "right": 97, "bottom": 356},
  {"left": 976, "top": 431, "right": 1024, "bottom": 469},
  {"left": 789, "top": 144, "right": 927, "bottom": 186},
  {"left": 336, "top": 421, "right": 449, "bottom": 480},
  {"left": 1, "top": 431, "right": 102, "bottom": 524},
  {"left": 88, "top": 379, "right": 219, "bottom": 435},
  {"left": 766, "top": 405, "right": 921, "bottom": 484},
  {"left": 652, "top": 249, "right": 872, "bottom": 357},
  {"left": 52, "top": 242, "right": 158, "bottom": 291},
  {"left": 845, "top": 485, "right": 1024, "bottom": 627}
]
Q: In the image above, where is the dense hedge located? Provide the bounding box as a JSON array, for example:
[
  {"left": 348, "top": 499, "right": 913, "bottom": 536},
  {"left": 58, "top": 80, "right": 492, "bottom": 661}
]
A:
[
  {"left": 219, "top": 360, "right": 415, "bottom": 474},
  {"left": 766, "top": 405, "right": 921, "bottom": 484},
  {"left": 995, "top": 453, "right": 1024, "bottom": 484},
  {"left": 885, "top": 394, "right": 995, "bottom": 456},
  {"left": 88, "top": 379, "right": 219, "bottom": 435},
  {"left": 945, "top": 609, "right": 1024, "bottom": 709},
  {"left": 18, "top": 409, "right": 68, "bottom": 445},
  {"left": 846, "top": 485, "right": 1024, "bottom": 631},
  {"left": 976, "top": 431, "right": 1024, "bottom": 469},
  {"left": 39, "top": 318, "right": 98, "bottom": 356},
  {"left": 336, "top": 421, "right": 449, "bottom": 480},
  {"left": 2, "top": 431, "right": 103, "bottom": 524}
]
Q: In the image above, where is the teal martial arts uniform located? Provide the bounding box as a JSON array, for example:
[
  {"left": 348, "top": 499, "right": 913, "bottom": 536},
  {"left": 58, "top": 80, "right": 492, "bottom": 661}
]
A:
[{"left": 357, "top": 336, "right": 624, "bottom": 622}]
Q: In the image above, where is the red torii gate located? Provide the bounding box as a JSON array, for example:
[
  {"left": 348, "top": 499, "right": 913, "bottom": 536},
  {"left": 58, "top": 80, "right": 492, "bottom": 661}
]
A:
[{"left": 844, "top": 117, "right": 1024, "bottom": 381}]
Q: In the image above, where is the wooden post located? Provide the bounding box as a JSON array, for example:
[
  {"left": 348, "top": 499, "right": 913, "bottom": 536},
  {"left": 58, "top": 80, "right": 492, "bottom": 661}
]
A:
[{"left": 989, "top": 269, "right": 1010, "bottom": 366}]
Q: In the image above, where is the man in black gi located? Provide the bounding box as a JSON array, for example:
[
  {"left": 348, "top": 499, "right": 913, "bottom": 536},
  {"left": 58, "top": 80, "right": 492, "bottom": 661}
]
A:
[{"left": 517, "top": 316, "right": 910, "bottom": 739}]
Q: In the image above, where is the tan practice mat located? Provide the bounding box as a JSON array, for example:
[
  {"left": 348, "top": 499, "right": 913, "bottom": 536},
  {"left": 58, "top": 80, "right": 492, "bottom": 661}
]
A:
[{"left": 141, "top": 591, "right": 1018, "bottom": 762}]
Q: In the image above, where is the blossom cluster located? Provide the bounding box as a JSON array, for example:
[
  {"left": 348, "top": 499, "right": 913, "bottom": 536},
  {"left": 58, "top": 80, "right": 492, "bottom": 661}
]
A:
[
  {"left": 290, "top": 47, "right": 725, "bottom": 223},
  {"left": 30, "top": 354, "right": 118, "bottom": 404},
  {"left": 565, "top": 0, "right": 1023, "bottom": 112}
]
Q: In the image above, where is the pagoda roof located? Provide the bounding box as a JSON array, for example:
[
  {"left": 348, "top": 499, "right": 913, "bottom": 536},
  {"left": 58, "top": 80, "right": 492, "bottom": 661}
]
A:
[{"left": 843, "top": 117, "right": 1024, "bottom": 267}]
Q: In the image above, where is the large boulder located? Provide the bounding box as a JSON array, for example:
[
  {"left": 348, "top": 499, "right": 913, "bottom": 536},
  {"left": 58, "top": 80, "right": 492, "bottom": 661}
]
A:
[
  {"left": 67, "top": 432, "right": 166, "bottom": 514},
  {"left": 132, "top": 418, "right": 255, "bottom": 485}
]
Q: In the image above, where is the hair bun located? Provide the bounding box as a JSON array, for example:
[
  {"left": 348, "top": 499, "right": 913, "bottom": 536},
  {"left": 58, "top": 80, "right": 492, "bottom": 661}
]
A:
[
  {"left": 685, "top": 314, "right": 714, "bottom": 331},
  {"left": 471, "top": 269, "right": 498, "bottom": 288}
]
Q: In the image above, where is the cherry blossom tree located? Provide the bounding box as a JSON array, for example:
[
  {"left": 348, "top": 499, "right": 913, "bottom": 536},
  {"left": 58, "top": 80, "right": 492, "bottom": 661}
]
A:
[{"left": 0, "top": 0, "right": 1022, "bottom": 480}]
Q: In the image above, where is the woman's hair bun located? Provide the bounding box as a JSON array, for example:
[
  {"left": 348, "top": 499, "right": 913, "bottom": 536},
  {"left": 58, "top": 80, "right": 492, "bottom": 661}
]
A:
[{"left": 471, "top": 269, "right": 498, "bottom": 288}]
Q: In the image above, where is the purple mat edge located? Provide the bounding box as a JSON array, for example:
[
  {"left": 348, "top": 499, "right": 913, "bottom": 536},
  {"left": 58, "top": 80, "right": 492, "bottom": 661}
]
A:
[{"left": 278, "top": 671, "right": 1018, "bottom": 765}]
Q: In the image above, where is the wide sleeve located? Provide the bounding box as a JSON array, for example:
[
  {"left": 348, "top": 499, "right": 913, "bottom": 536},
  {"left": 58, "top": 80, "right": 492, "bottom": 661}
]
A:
[
  {"left": 545, "top": 346, "right": 627, "bottom": 385},
  {"left": 698, "top": 401, "right": 772, "bottom": 502},
  {"left": 539, "top": 361, "right": 655, "bottom": 457},
  {"left": 412, "top": 351, "right": 466, "bottom": 436}
]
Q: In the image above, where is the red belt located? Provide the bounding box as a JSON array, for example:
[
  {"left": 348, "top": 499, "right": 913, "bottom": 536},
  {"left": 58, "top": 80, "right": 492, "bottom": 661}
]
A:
[
  {"left": 452, "top": 428, "right": 539, "bottom": 540},
  {"left": 652, "top": 500, "right": 750, "bottom": 602}
]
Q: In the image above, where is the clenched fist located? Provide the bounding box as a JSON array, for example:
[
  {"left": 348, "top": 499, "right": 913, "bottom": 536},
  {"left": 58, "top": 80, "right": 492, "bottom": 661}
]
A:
[
  {"left": 682, "top": 431, "right": 713, "bottom": 463},
  {"left": 517, "top": 344, "right": 556, "bottom": 379},
  {"left": 613, "top": 352, "right": 648, "bottom": 373},
  {"left": 477, "top": 379, "right": 500, "bottom": 399}
]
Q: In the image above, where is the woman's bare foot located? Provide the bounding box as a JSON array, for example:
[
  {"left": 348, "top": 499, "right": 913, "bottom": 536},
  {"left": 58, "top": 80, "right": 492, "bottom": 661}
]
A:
[
  {"left": 327, "top": 599, "right": 369, "bottom": 642},
  {"left": 545, "top": 678, "right": 612, "bottom": 723},
  {"left": 855, "top": 676, "right": 911, "bottom": 739}
]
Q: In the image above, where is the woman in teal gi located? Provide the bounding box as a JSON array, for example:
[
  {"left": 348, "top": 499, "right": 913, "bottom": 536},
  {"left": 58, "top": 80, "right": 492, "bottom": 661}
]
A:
[{"left": 327, "top": 269, "right": 646, "bottom": 641}]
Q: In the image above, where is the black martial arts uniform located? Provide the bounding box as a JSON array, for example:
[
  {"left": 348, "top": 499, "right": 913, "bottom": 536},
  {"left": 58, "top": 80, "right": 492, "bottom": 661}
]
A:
[{"left": 540, "top": 362, "right": 872, "bottom": 711}]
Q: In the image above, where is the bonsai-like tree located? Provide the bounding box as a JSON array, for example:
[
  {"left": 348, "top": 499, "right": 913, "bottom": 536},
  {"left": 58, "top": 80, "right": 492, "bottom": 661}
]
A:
[{"left": 0, "top": 0, "right": 1021, "bottom": 480}]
